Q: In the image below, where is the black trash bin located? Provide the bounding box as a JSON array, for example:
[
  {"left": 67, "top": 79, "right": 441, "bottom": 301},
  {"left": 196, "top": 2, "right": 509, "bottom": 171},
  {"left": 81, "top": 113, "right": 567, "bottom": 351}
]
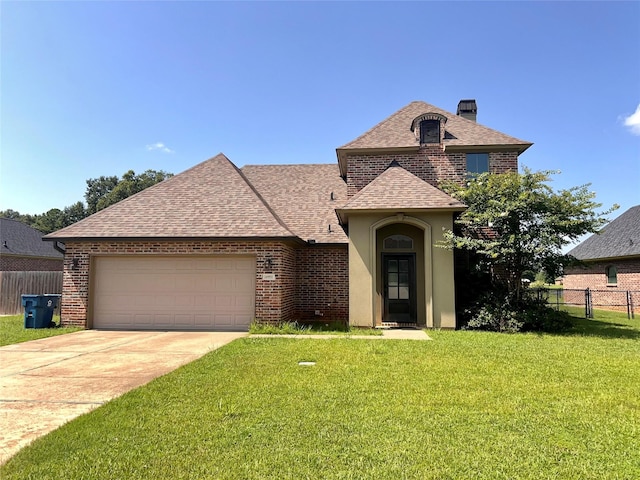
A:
[{"left": 21, "top": 294, "right": 60, "bottom": 329}]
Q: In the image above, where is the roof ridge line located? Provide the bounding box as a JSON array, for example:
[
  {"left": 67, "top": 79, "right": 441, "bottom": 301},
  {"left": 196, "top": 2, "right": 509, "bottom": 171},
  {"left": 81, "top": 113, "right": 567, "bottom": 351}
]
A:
[{"left": 232, "top": 161, "right": 298, "bottom": 238}]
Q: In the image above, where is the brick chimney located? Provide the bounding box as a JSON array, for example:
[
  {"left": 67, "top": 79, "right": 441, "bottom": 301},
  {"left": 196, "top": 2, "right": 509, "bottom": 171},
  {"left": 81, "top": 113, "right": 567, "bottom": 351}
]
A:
[{"left": 457, "top": 99, "right": 477, "bottom": 122}]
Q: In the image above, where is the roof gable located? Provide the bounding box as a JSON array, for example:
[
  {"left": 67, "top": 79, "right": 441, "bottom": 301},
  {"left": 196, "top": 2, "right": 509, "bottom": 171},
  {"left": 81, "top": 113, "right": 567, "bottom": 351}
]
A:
[
  {"left": 337, "top": 162, "right": 466, "bottom": 222},
  {"left": 45, "top": 154, "right": 296, "bottom": 240},
  {"left": 568, "top": 205, "right": 640, "bottom": 261},
  {"left": 0, "top": 218, "right": 63, "bottom": 259},
  {"left": 338, "top": 100, "right": 532, "bottom": 151}
]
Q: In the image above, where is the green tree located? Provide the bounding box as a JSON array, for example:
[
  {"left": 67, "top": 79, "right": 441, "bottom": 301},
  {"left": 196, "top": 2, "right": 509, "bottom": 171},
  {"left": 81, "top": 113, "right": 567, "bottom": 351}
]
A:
[
  {"left": 32, "top": 208, "right": 66, "bottom": 234},
  {"left": 86, "top": 169, "right": 172, "bottom": 213},
  {"left": 440, "top": 169, "right": 617, "bottom": 301},
  {"left": 63, "top": 201, "right": 88, "bottom": 225},
  {"left": 2, "top": 169, "right": 172, "bottom": 233},
  {"left": 85, "top": 175, "right": 119, "bottom": 214}
]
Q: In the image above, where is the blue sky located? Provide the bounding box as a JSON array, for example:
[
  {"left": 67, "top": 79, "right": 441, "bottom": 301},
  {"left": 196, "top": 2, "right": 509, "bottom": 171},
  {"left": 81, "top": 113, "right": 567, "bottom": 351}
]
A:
[{"left": 2, "top": 2, "right": 638, "bottom": 229}]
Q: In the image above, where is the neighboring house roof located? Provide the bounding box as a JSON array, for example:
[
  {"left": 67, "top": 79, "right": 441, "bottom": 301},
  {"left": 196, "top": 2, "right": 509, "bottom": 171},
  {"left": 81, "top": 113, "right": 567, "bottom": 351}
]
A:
[
  {"left": 336, "top": 162, "right": 466, "bottom": 223},
  {"left": 568, "top": 205, "right": 640, "bottom": 261},
  {"left": 338, "top": 101, "right": 532, "bottom": 152},
  {"left": 45, "top": 154, "right": 296, "bottom": 240},
  {"left": 0, "top": 218, "right": 63, "bottom": 259},
  {"left": 241, "top": 164, "right": 348, "bottom": 244}
]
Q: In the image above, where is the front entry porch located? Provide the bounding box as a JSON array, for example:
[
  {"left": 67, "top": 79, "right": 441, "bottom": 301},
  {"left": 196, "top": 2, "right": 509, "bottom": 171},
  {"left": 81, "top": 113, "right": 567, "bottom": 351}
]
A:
[{"left": 343, "top": 212, "right": 458, "bottom": 329}]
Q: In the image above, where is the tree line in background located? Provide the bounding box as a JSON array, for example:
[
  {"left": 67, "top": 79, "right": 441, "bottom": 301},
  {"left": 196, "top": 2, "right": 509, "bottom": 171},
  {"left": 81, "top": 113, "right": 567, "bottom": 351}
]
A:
[{"left": 1, "top": 169, "right": 173, "bottom": 234}]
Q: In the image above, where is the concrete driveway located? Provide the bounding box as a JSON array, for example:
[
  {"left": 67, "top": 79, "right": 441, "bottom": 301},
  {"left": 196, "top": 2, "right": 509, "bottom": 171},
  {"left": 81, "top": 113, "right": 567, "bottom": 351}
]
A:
[{"left": 0, "top": 330, "right": 247, "bottom": 464}]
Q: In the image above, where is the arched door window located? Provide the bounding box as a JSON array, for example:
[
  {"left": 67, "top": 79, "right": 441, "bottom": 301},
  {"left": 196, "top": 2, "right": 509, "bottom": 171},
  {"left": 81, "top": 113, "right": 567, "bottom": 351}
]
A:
[{"left": 383, "top": 234, "right": 413, "bottom": 250}]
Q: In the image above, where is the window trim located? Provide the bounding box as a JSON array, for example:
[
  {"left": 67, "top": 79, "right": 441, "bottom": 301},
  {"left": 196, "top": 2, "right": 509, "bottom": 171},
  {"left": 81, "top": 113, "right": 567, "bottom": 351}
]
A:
[{"left": 606, "top": 265, "right": 617, "bottom": 286}]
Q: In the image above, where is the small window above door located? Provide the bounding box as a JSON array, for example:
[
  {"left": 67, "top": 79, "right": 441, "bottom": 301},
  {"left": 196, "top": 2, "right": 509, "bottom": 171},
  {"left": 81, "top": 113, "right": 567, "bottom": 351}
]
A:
[{"left": 384, "top": 234, "right": 413, "bottom": 249}]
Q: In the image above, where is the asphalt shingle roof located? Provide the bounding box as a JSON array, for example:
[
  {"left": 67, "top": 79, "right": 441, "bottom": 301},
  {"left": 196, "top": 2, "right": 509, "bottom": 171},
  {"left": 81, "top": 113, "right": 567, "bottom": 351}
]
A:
[
  {"left": 338, "top": 101, "right": 532, "bottom": 151},
  {"left": 336, "top": 162, "right": 465, "bottom": 222},
  {"left": 0, "top": 218, "right": 63, "bottom": 259},
  {"left": 568, "top": 205, "right": 640, "bottom": 260},
  {"left": 45, "top": 100, "right": 526, "bottom": 244},
  {"left": 45, "top": 154, "right": 296, "bottom": 240},
  {"left": 242, "top": 164, "right": 348, "bottom": 244}
]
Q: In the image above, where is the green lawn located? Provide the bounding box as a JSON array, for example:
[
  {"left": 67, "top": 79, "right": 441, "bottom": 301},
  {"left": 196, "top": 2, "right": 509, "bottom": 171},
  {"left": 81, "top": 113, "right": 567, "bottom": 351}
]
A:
[
  {"left": 0, "top": 315, "right": 83, "bottom": 347},
  {"left": 2, "top": 312, "right": 639, "bottom": 479}
]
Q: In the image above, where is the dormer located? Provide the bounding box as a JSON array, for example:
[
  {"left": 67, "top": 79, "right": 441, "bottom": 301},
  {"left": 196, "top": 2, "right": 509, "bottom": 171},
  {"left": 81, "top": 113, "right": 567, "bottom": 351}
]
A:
[{"left": 410, "top": 113, "right": 447, "bottom": 146}]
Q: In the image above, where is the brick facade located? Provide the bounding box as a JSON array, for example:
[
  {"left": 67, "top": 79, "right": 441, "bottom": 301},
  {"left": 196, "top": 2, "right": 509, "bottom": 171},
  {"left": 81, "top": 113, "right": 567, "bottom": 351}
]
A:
[
  {"left": 0, "top": 255, "right": 63, "bottom": 271},
  {"left": 346, "top": 149, "right": 518, "bottom": 197},
  {"left": 60, "top": 240, "right": 349, "bottom": 328},
  {"left": 564, "top": 258, "right": 640, "bottom": 313},
  {"left": 564, "top": 258, "right": 640, "bottom": 291},
  {"left": 295, "top": 245, "right": 349, "bottom": 322}
]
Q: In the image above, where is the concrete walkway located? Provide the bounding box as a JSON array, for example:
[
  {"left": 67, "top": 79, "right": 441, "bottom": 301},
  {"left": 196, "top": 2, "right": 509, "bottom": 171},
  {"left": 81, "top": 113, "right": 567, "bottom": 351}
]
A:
[{"left": 0, "top": 330, "right": 247, "bottom": 464}]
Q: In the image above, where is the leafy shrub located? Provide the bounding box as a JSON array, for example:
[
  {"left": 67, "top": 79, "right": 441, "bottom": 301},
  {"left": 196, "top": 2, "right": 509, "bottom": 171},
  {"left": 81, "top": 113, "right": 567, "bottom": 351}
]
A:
[
  {"left": 466, "top": 303, "right": 524, "bottom": 333},
  {"left": 520, "top": 301, "right": 574, "bottom": 332},
  {"left": 463, "top": 291, "right": 574, "bottom": 333}
]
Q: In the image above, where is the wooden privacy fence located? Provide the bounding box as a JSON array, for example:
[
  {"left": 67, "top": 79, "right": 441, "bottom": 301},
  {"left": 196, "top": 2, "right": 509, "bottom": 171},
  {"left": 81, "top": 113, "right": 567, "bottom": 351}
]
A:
[{"left": 0, "top": 271, "right": 63, "bottom": 315}]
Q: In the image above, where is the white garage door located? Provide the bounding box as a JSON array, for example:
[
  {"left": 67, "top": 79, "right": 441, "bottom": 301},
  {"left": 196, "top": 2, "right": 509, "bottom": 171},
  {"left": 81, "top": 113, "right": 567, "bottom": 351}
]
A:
[{"left": 92, "top": 256, "right": 255, "bottom": 330}]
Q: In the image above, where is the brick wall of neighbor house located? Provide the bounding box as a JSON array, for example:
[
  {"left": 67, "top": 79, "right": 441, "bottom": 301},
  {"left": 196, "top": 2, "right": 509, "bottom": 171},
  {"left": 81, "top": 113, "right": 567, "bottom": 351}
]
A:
[
  {"left": 564, "top": 259, "right": 640, "bottom": 291},
  {"left": 295, "top": 245, "right": 349, "bottom": 323},
  {"left": 0, "top": 256, "right": 63, "bottom": 271},
  {"left": 61, "top": 240, "right": 299, "bottom": 328},
  {"left": 346, "top": 150, "right": 519, "bottom": 197},
  {"left": 564, "top": 259, "right": 640, "bottom": 312}
]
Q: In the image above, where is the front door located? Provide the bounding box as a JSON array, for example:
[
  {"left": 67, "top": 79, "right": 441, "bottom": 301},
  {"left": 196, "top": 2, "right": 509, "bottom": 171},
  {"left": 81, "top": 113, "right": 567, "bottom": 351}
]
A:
[{"left": 383, "top": 254, "right": 416, "bottom": 323}]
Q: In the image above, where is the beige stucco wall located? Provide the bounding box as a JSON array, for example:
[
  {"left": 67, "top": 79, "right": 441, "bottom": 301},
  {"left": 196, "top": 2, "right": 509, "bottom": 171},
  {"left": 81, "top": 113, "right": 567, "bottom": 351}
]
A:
[{"left": 348, "top": 212, "right": 456, "bottom": 329}]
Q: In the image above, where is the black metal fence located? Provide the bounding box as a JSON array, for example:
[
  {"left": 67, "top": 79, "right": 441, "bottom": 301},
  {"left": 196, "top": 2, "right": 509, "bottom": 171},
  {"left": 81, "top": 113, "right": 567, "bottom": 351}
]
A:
[{"left": 533, "top": 288, "right": 637, "bottom": 319}]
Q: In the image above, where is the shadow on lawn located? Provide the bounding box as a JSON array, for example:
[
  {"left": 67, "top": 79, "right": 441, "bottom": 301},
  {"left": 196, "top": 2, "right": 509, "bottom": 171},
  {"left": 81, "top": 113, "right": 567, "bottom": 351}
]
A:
[{"left": 561, "top": 317, "right": 640, "bottom": 340}]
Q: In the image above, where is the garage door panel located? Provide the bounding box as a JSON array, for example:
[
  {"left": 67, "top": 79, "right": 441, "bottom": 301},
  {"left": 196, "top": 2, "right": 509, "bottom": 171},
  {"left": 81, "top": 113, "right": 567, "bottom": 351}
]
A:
[
  {"left": 133, "top": 314, "right": 154, "bottom": 326},
  {"left": 235, "top": 295, "right": 254, "bottom": 308},
  {"left": 235, "top": 276, "right": 254, "bottom": 290},
  {"left": 213, "top": 314, "right": 233, "bottom": 327},
  {"left": 93, "top": 256, "right": 255, "bottom": 330},
  {"left": 104, "top": 313, "right": 134, "bottom": 329},
  {"left": 155, "top": 314, "right": 174, "bottom": 327},
  {"left": 214, "top": 276, "right": 234, "bottom": 291},
  {"left": 175, "top": 295, "right": 194, "bottom": 307},
  {"left": 193, "top": 275, "right": 214, "bottom": 290},
  {"left": 155, "top": 296, "right": 177, "bottom": 307},
  {"left": 194, "top": 314, "right": 214, "bottom": 327},
  {"left": 193, "top": 295, "right": 213, "bottom": 307},
  {"left": 215, "top": 259, "right": 235, "bottom": 271},
  {"left": 174, "top": 314, "right": 194, "bottom": 326},
  {"left": 215, "top": 295, "right": 235, "bottom": 308}
]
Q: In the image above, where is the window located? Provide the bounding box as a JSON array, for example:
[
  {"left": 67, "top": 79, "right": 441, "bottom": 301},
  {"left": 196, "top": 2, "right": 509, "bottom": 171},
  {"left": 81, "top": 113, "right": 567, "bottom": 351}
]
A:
[
  {"left": 606, "top": 265, "right": 617, "bottom": 285},
  {"left": 384, "top": 235, "right": 413, "bottom": 249},
  {"left": 466, "top": 153, "right": 489, "bottom": 177},
  {"left": 420, "top": 120, "right": 440, "bottom": 144}
]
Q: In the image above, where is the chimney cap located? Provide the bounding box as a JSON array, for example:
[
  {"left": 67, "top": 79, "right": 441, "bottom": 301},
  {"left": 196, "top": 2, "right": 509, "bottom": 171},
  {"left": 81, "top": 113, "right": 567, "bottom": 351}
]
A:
[{"left": 457, "top": 99, "right": 477, "bottom": 114}]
